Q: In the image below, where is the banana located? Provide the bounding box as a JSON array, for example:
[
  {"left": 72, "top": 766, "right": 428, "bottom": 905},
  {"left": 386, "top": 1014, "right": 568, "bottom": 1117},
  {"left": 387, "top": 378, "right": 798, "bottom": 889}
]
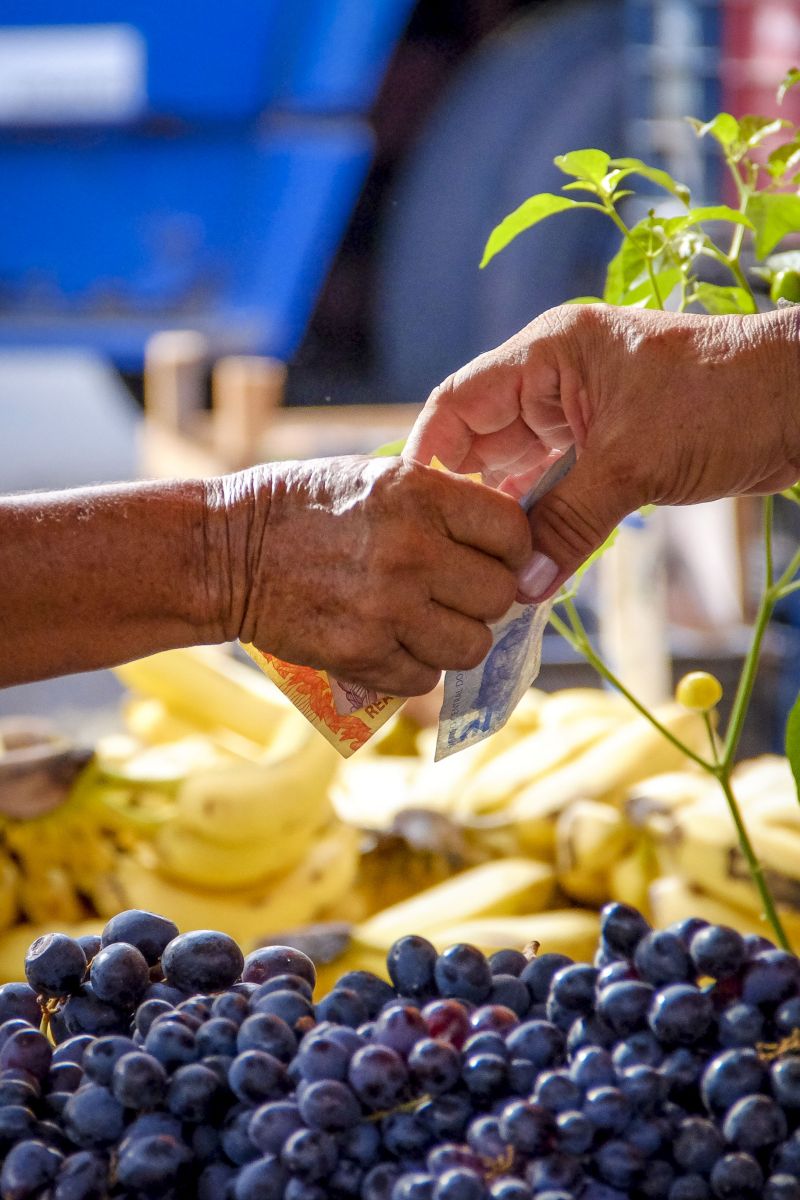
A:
[
  {"left": 0, "top": 853, "right": 19, "bottom": 934},
  {"left": 538, "top": 688, "right": 631, "bottom": 728},
  {"left": 114, "top": 646, "right": 298, "bottom": 748},
  {"left": 172, "top": 725, "right": 338, "bottom": 849},
  {"left": 355, "top": 858, "right": 555, "bottom": 952},
  {"left": 608, "top": 840, "right": 659, "bottom": 917},
  {"left": 327, "top": 757, "right": 423, "bottom": 833},
  {"left": 506, "top": 703, "right": 709, "bottom": 853},
  {"left": 407, "top": 908, "right": 601, "bottom": 961},
  {"left": 17, "top": 865, "right": 85, "bottom": 926},
  {"left": 648, "top": 875, "right": 800, "bottom": 949},
  {"left": 623, "top": 769, "right": 717, "bottom": 834},
  {"left": 506, "top": 688, "right": 547, "bottom": 733},
  {"left": 116, "top": 822, "right": 360, "bottom": 950},
  {"left": 456, "top": 715, "right": 627, "bottom": 820},
  {"left": 95, "top": 734, "right": 235, "bottom": 788},
  {"left": 122, "top": 697, "right": 199, "bottom": 745}
]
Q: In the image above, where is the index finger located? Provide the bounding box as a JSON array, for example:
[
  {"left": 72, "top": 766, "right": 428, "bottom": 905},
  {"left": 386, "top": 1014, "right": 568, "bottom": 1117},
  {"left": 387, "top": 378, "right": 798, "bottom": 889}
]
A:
[
  {"left": 434, "top": 472, "right": 532, "bottom": 572},
  {"left": 404, "top": 356, "right": 525, "bottom": 471}
]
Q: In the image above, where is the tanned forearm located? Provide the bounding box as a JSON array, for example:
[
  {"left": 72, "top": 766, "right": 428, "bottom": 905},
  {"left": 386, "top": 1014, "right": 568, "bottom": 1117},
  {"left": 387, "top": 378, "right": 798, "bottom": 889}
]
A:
[{"left": 0, "top": 479, "right": 229, "bottom": 686}]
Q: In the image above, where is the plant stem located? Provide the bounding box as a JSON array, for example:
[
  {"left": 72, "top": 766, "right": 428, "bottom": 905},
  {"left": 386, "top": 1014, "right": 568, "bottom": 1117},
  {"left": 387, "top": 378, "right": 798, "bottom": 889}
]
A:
[
  {"left": 714, "top": 766, "right": 790, "bottom": 949},
  {"left": 721, "top": 587, "right": 774, "bottom": 768},
  {"left": 551, "top": 600, "right": 711, "bottom": 770},
  {"left": 765, "top": 495, "right": 775, "bottom": 589},
  {"left": 722, "top": 154, "right": 760, "bottom": 312}
]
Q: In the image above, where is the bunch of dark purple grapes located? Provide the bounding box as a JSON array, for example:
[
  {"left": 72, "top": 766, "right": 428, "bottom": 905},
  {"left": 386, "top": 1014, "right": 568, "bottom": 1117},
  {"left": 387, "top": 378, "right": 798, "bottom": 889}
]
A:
[{"left": 2, "top": 904, "right": 800, "bottom": 1200}]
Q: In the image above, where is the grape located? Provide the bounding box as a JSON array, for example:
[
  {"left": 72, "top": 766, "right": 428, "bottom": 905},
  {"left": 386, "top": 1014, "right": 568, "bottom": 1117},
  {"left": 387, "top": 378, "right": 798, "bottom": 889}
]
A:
[
  {"left": 298, "top": 1078, "right": 361, "bottom": 1130},
  {"left": 422, "top": 1000, "right": 470, "bottom": 1048},
  {"left": 281, "top": 1124, "right": 339, "bottom": 1179},
  {"left": 525, "top": 1151, "right": 583, "bottom": 1193},
  {"left": 370, "top": 1003, "right": 427, "bottom": 1058},
  {"left": 101, "top": 910, "right": 178, "bottom": 966},
  {"left": 47, "top": 1062, "right": 83, "bottom": 1095},
  {"left": 394, "top": 1171, "right": 437, "bottom": 1200},
  {"left": 548, "top": 964, "right": 598, "bottom": 1015},
  {"left": 486, "top": 975, "right": 530, "bottom": 1017},
  {"left": 488, "top": 950, "right": 528, "bottom": 978},
  {"left": 469, "top": 1003, "right": 518, "bottom": 1035},
  {"left": 700, "top": 1048, "right": 766, "bottom": 1111},
  {"left": 315, "top": 988, "right": 367, "bottom": 1028},
  {"left": 337, "top": 970, "right": 395, "bottom": 1018},
  {"left": 717, "top": 1002, "right": 764, "bottom": 1048},
  {"left": 237, "top": 1012, "right": 297, "bottom": 1062},
  {"left": 111, "top": 1050, "right": 167, "bottom": 1109},
  {"left": 570, "top": 1045, "right": 616, "bottom": 1089},
  {"left": 363, "top": 1162, "right": 403, "bottom": 1200},
  {"left": 533, "top": 1068, "right": 582, "bottom": 1114},
  {"left": 349, "top": 1043, "right": 408, "bottom": 1109},
  {"left": 82, "top": 1036, "right": 136, "bottom": 1087},
  {"left": 254, "top": 973, "right": 314, "bottom": 1002},
  {"left": 196, "top": 1015, "right": 239, "bottom": 1058},
  {"left": 462, "top": 1031, "right": 507, "bottom": 1060},
  {"left": 499, "top": 1099, "right": 554, "bottom": 1154},
  {"left": 583, "top": 1086, "right": 632, "bottom": 1134},
  {"left": 722, "top": 1093, "right": 788, "bottom": 1152},
  {"left": 555, "top": 1109, "right": 593, "bottom": 1155},
  {"left": 689, "top": 926, "right": 745, "bottom": 980},
  {"left": 598, "top": 980, "right": 655, "bottom": 1036},
  {"left": 242, "top": 945, "right": 316, "bottom": 989},
  {"left": 434, "top": 946, "right": 492, "bottom": 1005},
  {"left": 635, "top": 932, "right": 692, "bottom": 986},
  {"left": 505, "top": 1020, "right": 564, "bottom": 1068},
  {"left": 741, "top": 951, "right": 800, "bottom": 1006},
  {"left": 765, "top": 1176, "right": 800, "bottom": 1200},
  {"left": 63, "top": 1085, "right": 124, "bottom": 1148},
  {"left": 233, "top": 1154, "right": 288, "bottom": 1200},
  {"left": 408, "top": 1038, "right": 461, "bottom": 1095},
  {"left": 161, "top": 930, "right": 244, "bottom": 994},
  {"left": 144, "top": 1018, "right": 198, "bottom": 1071},
  {"left": 211, "top": 990, "right": 250, "bottom": 1025},
  {"left": 382, "top": 1109, "right": 433, "bottom": 1156},
  {"left": 253, "top": 988, "right": 315, "bottom": 1030},
  {"left": 673, "top": 1116, "right": 725, "bottom": 1173},
  {"left": 433, "top": 1166, "right": 486, "bottom": 1200},
  {"left": 669, "top": 1174, "right": 711, "bottom": 1200},
  {"left": 166, "top": 1062, "right": 220, "bottom": 1123},
  {"left": 617, "top": 1064, "right": 665, "bottom": 1113},
  {"left": 649, "top": 986, "right": 713, "bottom": 1045},
  {"left": 462, "top": 1052, "right": 507, "bottom": 1097},
  {"left": 248, "top": 1100, "right": 303, "bottom": 1154},
  {"left": 228, "top": 1050, "right": 287, "bottom": 1104},
  {"left": 53, "top": 1150, "right": 107, "bottom": 1200},
  {"left": 709, "top": 1152, "right": 763, "bottom": 1199},
  {"left": 0, "top": 1027, "right": 52, "bottom": 1080},
  {"left": 60, "top": 985, "right": 128, "bottom": 1038},
  {"left": 600, "top": 903, "right": 651, "bottom": 958},
  {"left": 1, "top": 1138, "right": 62, "bottom": 1196},
  {"left": 114, "top": 1132, "right": 191, "bottom": 1192},
  {"left": 25, "top": 934, "right": 86, "bottom": 999},
  {"left": 612, "top": 1029, "right": 663, "bottom": 1070},
  {"left": 519, "top": 960, "right": 568, "bottom": 1016},
  {"left": 0, "top": 982, "right": 41, "bottom": 1027}
]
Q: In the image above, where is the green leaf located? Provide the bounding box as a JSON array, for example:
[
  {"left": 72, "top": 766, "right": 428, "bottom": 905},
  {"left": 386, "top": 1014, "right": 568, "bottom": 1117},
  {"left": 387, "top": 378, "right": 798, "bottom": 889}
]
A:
[
  {"left": 688, "top": 112, "right": 740, "bottom": 149},
  {"left": 608, "top": 157, "right": 691, "bottom": 205},
  {"left": 480, "top": 194, "right": 599, "bottom": 267},
  {"left": 563, "top": 295, "right": 604, "bottom": 304},
  {"left": 692, "top": 283, "right": 753, "bottom": 315},
  {"left": 554, "top": 149, "right": 611, "bottom": 184},
  {"left": 738, "top": 115, "right": 790, "bottom": 148},
  {"left": 767, "top": 137, "right": 800, "bottom": 180},
  {"left": 779, "top": 67, "right": 800, "bottom": 104},
  {"left": 371, "top": 437, "right": 407, "bottom": 457},
  {"left": 603, "top": 234, "right": 648, "bottom": 304},
  {"left": 622, "top": 267, "right": 683, "bottom": 309},
  {"left": 562, "top": 180, "right": 602, "bottom": 194},
  {"left": 746, "top": 192, "right": 800, "bottom": 259},
  {"left": 785, "top": 690, "right": 800, "bottom": 807},
  {"left": 781, "top": 482, "right": 800, "bottom": 506},
  {"left": 684, "top": 205, "right": 755, "bottom": 230}
]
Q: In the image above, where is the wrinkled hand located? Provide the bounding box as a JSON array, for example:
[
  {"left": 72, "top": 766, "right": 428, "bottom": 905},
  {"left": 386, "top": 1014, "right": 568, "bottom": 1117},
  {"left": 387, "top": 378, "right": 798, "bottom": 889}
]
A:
[
  {"left": 215, "top": 456, "right": 531, "bottom": 696},
  {"left": 404, "top": 303, "right": 800, "bottom": 602}
]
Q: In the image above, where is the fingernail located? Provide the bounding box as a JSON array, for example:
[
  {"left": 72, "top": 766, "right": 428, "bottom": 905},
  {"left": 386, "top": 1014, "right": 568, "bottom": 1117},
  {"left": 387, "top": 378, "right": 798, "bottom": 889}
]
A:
[{"left": 517, "top": 551, "right": 559, "bottom": 600}]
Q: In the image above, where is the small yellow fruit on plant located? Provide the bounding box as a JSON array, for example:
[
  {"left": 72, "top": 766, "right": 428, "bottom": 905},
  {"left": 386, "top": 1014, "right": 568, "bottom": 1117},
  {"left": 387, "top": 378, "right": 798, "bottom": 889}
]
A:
[{"left": 675, "top": 671, "right": 723, "bottom": 712}]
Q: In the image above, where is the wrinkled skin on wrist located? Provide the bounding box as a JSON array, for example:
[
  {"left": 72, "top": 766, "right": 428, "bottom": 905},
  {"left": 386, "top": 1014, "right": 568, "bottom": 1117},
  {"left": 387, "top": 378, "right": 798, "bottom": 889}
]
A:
[
  {"left": 405, "top": 303, "right": 800, "bottom": 598},
  {"left": 206, "top": 456, "right": 531, "bottom": 696}
]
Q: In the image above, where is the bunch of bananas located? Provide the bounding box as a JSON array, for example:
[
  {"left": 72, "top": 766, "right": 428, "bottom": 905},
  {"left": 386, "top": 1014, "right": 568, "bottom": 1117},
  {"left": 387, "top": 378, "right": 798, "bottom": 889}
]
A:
[{"left": 0, "top": 648, "right": 357, "bottom": 979}]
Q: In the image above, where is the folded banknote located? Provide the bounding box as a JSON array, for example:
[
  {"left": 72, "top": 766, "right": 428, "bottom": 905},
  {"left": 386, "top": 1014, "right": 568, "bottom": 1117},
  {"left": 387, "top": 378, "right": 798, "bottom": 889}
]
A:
[{"left": 434, "top": 447, "right": 576, "bottom": 760}]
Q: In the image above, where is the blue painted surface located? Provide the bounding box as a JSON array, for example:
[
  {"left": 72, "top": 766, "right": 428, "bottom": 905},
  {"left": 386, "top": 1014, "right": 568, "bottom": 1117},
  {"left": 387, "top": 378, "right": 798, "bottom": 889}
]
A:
[{"left": 0, "top": 2, "right": 413, "bottom": 365}]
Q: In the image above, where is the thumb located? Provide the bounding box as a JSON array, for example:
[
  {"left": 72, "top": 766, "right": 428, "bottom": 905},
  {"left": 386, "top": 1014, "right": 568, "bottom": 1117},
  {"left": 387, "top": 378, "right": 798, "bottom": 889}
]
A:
[{"left": 516, "top": 446, "right": 637, "bottom": 602}]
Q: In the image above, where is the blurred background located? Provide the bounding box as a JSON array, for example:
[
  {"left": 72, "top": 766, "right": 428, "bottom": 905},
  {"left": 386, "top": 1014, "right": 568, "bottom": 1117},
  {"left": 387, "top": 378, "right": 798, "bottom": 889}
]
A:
[{"left": 2, "top": 0, "right": 800, "bottom": 748}]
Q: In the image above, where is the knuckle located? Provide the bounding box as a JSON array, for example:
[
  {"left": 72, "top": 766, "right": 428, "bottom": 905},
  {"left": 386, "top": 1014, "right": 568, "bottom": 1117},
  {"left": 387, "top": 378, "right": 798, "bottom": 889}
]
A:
[{"left": 458, "top": 623, "right": 493, "bottom": 670}]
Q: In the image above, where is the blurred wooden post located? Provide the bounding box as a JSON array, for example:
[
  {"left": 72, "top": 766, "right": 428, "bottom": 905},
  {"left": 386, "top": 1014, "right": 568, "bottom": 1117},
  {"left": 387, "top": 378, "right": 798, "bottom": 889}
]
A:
[
  {"left": 143, "top": 331, "right": 208, "bottom": 434},
  {"left": 212, "top": 356, "right": 287, "bottom": 468}
]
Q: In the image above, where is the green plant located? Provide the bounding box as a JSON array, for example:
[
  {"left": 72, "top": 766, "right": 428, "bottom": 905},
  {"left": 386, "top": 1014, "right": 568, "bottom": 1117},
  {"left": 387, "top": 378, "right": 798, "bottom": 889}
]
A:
[{"left": 480, "top": 71, "right": 800, "bottom": 950}]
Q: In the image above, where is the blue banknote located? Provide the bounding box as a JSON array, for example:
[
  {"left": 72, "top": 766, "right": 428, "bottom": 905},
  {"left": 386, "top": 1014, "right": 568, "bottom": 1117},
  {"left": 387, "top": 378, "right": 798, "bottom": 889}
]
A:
[{"left": 435, "top": 447, "right": 576, "bottom": 760}]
